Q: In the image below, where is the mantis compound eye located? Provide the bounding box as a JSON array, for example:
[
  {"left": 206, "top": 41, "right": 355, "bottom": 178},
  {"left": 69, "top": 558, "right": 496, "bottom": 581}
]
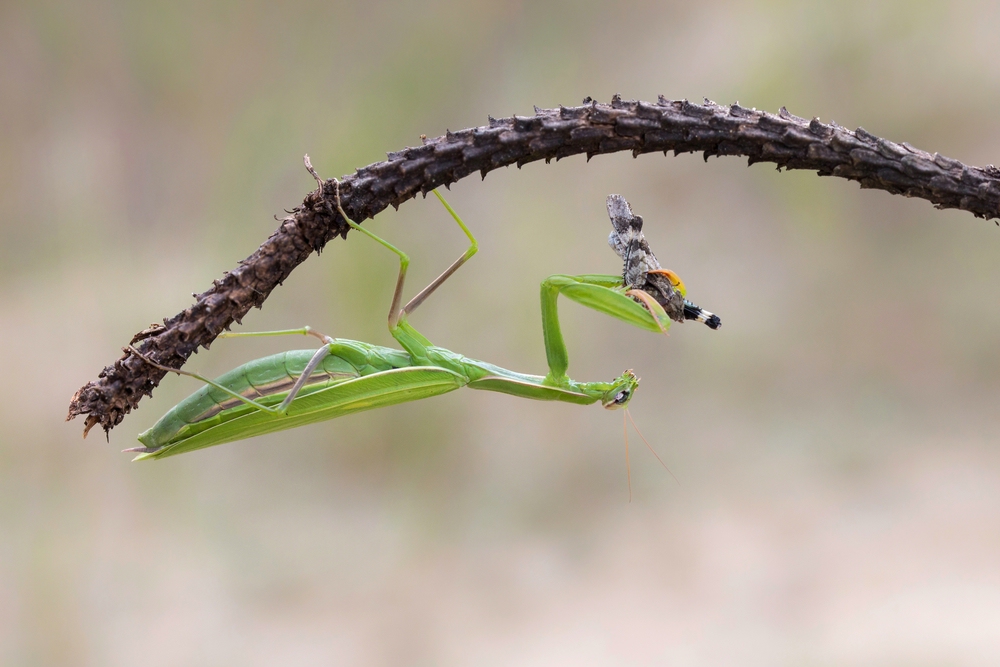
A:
[{"left": 603, "top": 370, "right": 639, "bottom": 410}]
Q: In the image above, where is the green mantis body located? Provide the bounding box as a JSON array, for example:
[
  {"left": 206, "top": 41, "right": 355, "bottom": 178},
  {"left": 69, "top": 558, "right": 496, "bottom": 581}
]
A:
[{"left": 130, "top": 188, "right": 685, "bottom": 461}]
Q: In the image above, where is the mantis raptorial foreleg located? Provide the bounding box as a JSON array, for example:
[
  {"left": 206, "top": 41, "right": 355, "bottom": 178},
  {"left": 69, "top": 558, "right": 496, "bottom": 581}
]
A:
[{"left": 539, "top": 273, "right": 671, "bottom": 382}]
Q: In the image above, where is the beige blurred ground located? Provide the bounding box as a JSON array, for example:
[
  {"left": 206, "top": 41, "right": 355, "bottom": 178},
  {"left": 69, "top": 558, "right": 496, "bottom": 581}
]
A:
[{"left": 3, "top": 0, "right": 1000, "bottom": 665}]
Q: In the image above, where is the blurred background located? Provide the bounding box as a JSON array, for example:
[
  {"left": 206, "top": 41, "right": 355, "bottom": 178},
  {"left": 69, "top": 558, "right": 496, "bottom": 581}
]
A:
[{"left": 3, "top": 0, "right": 1000, "bottom": 664}]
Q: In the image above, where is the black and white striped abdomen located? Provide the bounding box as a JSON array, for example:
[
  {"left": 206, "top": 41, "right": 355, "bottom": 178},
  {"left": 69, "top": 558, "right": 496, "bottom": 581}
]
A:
[{"left": 682, "top": 300, "right": 722, "bottom": 330}]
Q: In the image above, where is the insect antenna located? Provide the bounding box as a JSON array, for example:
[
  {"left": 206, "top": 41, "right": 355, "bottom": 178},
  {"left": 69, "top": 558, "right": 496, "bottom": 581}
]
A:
[
  {"left": 623, "top": 410, "right": 632, "bottom": 503},
  {"left": 626, "top": 409, "right": 680, "bottom": 486}
]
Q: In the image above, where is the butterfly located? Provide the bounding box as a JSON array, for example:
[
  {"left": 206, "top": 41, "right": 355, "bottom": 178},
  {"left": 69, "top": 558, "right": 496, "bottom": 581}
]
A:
[{"left": 607, "top": 194, "right": 721, "bottom": 330}]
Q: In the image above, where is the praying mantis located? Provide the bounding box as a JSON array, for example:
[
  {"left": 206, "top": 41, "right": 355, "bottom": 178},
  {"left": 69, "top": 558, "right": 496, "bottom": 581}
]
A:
[{"left": 127, "top": 177, "right": 719, "bottom": 461}]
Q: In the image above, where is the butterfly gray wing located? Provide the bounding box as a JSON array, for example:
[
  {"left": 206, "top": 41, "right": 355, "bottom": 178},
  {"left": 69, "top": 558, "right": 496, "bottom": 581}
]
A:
[{"left": 606, "top": 194, "right": 661, "bottom": 287}]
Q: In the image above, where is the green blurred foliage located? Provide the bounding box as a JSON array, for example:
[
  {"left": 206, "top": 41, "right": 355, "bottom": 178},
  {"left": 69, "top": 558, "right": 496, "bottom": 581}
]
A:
[{"left": 3, "top": 0, "right": 1000, "bottom": 664}]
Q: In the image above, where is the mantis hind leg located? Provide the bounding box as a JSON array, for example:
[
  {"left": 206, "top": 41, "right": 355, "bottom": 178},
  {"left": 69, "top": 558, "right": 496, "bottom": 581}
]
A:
[
  {"left": 128, "top": 326, "right": 337, "bottom": 417},
  {"left": 216, "top": 326, "right": 331, "bottom": 344},
  {"left": 215, "top": 326, "right": 339, "bottom": 413},
  {"left": 126, "top": 345, "right": 297, "bottom": 416}
]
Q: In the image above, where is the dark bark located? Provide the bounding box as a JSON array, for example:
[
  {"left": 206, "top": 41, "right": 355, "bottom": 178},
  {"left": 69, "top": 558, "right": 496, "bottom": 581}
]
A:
[{"left": 67, "top": 95, "right": 1000, "bottom": 437}]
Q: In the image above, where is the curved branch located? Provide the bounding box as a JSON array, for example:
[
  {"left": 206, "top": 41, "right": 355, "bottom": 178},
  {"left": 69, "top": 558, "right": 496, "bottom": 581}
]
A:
[{"left": 68, "top": 95, "right": 1000, "bottom": 437}]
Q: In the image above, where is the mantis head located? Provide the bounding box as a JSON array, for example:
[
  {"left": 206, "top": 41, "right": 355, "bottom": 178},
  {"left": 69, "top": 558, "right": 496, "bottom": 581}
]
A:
[{"left": 601, "top": 369, "right": 639, "bottom": 410}]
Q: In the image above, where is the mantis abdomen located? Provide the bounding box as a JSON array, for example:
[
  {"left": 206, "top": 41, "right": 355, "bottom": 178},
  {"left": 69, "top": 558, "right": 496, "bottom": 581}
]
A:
[{"left": 136, "top": 344, "right": 444, "bottom": 457}]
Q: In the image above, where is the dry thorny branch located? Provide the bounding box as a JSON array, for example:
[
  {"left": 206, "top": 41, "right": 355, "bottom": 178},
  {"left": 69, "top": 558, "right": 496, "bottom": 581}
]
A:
[{"left": 68, "top": 95, "right": 1000, "bottom": 437}]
